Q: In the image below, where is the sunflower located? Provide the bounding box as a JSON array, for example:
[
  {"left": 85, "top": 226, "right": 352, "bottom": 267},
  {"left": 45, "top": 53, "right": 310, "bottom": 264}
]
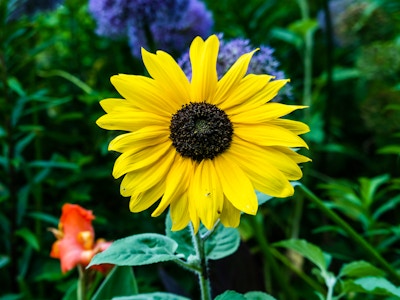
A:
[{"left": 97, "top": 35, "right": 310, "bottom": 232}]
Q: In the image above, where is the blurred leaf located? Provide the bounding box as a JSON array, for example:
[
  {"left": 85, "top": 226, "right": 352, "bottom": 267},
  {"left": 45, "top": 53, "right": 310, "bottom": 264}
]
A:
[
  {"left": 270, "top": 27, "right": 302, "bottom": 49},
  {"left": 88, "top": 234, "right": 178, "bottom": 267},
  {"left": 378, "top": 145, "right": 400, "bottom": 155},
  {"left": 203, "top": 224, "right": 240, "bottom": 260},
  {"left": 372, "top": 194, "right": 400, "bottom": 220},
  {"left": 274, "top": 239, "right": 328, "bottom": 271},
  {"left": 28, "top": 160, "right": 79, "bottom": 170},
  {"left": 92, "top": 266, "right": 138, "bottom": 300},
  {"left": 113, "top": 292, "right": 190, "bottom": 300},
  {"left": 358, "top": 174, "right": 389, "bottom": 208},
  {"left": 28, "top": 211, "right": 59, "bottom": 226},
  {"left": 342, "top": 277, "right": 400, "bottom": 297},
  {"left": 256, "top": 191, "right": 273, "bottom": 206},
  {"left": 14, "top": 132, "right": 36, "bottom": 156},
  {"left": 62, "top": 282, "right": 77, "bottom": 300},
  {"left": 14, "top": 228, "right": 39, "bottom": 251},
  {"left": 7, "top": 77, "right": 26, "bottom": 97},
  {"left": 37, "top": 70, "right": 94, "bottom": 94},
  {"left": 288, "top": 19, "right": 318, "bottom": 38},
  {"left": 339, "top": 261, "right": 386, "bottom": 278},
  {"left": 332, "top": 67, "right": 360, "bottom": 81},
  {"left": 0, "top": 255, "right": 10, "bottom": 268}
]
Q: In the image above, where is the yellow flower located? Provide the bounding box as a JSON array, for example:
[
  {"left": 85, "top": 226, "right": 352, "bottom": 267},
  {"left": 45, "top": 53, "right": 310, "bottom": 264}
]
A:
[{"left": 97, "top": 35, "right": 310, "bottom": 232}]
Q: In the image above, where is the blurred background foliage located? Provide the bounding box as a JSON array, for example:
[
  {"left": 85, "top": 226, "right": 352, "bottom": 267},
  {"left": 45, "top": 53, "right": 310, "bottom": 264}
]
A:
[{"left": 1, "top": 0, "right": 400, "bottom": 299}]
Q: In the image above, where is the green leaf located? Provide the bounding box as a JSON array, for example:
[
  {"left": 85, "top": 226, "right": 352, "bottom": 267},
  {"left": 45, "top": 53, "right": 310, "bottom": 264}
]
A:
[
  {"left": 288, "top": 19, "right": 319, "bottom": 38},
  {"left": 14, "top": 228, "right": 40, "bottom": 251},
  {"left": 270, "top": 27, "right": 302, "bottom": 49},
  {"left": 256, "top": 191, "right": 273, "bottom": 206},
  {"left": 165, "top": 212, "right": 195, "bottom": 259},
  {"left": 92, "top": 266, "right": 138, "bottom": 300},
  {"left": 112, "top": 292, "right": 190, "bottom": 300},
  {"left": 378, "top": 145, "right": 400, "bottom": 155},
  {"left": 359, "top": 174, "right": 390, "bottom": 208},
  {"left": 215, "top": 291, "right": 277, "bottom": 300},
  {"left": 342, "top": 277, "right": 400, "bottom": 297},
  {"left": 88, "top": 234, "right": 179, "bottom": 268},
  {"left": 244, "top": 291, "right": 277, "bottom": 300},
  {"left": 274, "top": 239, "right": 327, "bottom": 271},
  {"left": 339, "top": 261, "right": 386, "bottom": 278},
  {"left": 203, "top": 224, "right": 240, "bottom": 260},
  {"left": 0, "top": 255, "right": 10, "bottom": 268},
  {"left": 215, "top": 290, "right": 246, "bottom": 300}
]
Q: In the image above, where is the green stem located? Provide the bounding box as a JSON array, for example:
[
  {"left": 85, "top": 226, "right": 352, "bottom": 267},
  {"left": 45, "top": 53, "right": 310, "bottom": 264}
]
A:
[
  {"left": 191, "top": 225, "right": 212, "bottom": 300},
  {"left": 298, "top": 185, "right": 400, "bottom": 284},
  {"left": 249, "top": 215, "right": 297, "bottom": 300},
  {"left": 77, "top": 265, "right": 87, "bottom": 300}
]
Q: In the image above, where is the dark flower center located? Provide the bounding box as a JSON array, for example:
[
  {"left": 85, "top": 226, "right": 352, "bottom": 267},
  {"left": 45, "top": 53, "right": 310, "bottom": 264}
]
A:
[{"left": 169, "top": 102, "right": 233, "bottom": 162}]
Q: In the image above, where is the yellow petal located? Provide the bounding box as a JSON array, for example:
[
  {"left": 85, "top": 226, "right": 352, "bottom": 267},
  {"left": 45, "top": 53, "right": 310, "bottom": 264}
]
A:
[
  {"left": 111, "top": 74, "right": 176, "bottom": 116},
  {"left": 170, "top": 194, "right": 191, "bottom": 231},
  {"left": 96, "top": 111, "right": 169, "bottom": 132},
  {"left": 228, "top": 141, "right": 294, "bottom": 197},
  {"left": 99, "top": 98, "right": 135, "bottom": 113},
  {"left": 268, "top": 119, "right": 310, "bottom": 135},
  {"left": 113, "top": 141, "right": 172, "bottom": 179},
  {"left": 129, "top": 182, "right": 165, "bottom": 213},
  {"left": 219, "top": 74, "right": 273, "bottom": 113},
  {"left": 152, "top": 156, "right": 193, "bottom": 217},
  {"left": 141, "top": 48, "right": 190, "bottom": 106},
  {"left": 273, "top": 146, "right": 311, "bottom": 164},
  {"left": 234, "top": 124, "right": 309, "bottom": 149},
  {"left": 232, "top": 141, "right": 305, "bottom": 181},
  {"left": 190, "top": 35, "right": 219, "bottom": 102},
  {"left": 120, "top": 150, "right": 175, "bottom": 196},
  {"left": 109, "top": 131, "right": 169, "bottom": 153},
  {"left": 237, "top": 79, "right": 289, "bottom": 112},
  {"left": 214, "top": 155, "right": 257, "bottom": 215},
  {"left": 212, "top": 50, "right": 257, "bottom": 106},
  {"left": 229, "top": 103, "right": 307, "bottom": 124},
  {"left": 108, "top": 126, "right": 170, "bottom": 151},
  {"left": 220, "top": 197, "right": 241, "bottom": 228},
  {"left": 190, "top": 159, "right": 223, "bottom": 230}
]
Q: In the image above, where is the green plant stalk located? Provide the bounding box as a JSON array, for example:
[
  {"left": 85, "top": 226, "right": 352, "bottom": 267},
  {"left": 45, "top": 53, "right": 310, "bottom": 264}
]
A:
[
  {"left": 78, "top": 265, "right": 87, "bottom": 300},
  {"left": 299, "top": 184, "right": 400, "bottom": 284},
  {"left": 248, "top": 215, "right": 297, "bottom": 300},
  {"left": 191, "top": 226, "right": 212, "bottom": 300}
]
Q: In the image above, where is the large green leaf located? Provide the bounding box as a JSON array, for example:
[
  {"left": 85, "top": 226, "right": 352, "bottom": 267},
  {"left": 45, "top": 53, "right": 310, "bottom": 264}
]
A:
[
  {"left": 88, "top": 234, "right": 179, "bottom": 267},
  {"left": 339, "top": 261, "right": 386, "bottom": 278},
  {"left": 215, "top": 290, "right": 277, "bottom": 300},
  {"left": 92, "top": 266, "right": 138, "bottom": 300},
  {"left": 342, "top": 277, "right": 400, "bottom": 297},
  {"left": 274, "top": 239, "right": 327, "bottom": 271},
  {"left": 203, "top": 224, "right": 240, "bottom": 260},
  {"left": 112, "top": 292, "right": 190, "bottom": 300}
]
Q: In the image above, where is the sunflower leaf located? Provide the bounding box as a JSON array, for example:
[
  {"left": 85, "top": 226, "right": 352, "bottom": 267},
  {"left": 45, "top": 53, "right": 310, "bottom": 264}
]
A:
[
  {"left": 88, "top": 234, "right": 178, "bottom": 267},
  {"left": 203, "top": 224, "right": 240, "bottom": 260},
  {"left": 112, "top": 292, "right": 190, "bottom": 300}
]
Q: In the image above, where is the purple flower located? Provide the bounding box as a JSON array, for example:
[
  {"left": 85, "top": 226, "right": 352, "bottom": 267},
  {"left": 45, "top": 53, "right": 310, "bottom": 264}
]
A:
[
  {"left": 88, "top": 0, "right": 213, "bottom": 58},
  {"left": 178, "top": 34, "right": 291, "bottom": 100}
]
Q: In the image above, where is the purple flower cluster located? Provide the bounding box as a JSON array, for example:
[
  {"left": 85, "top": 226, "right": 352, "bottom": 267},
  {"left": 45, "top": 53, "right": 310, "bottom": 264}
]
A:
[
  {"left": 178, "top": 34, "right": 291, "bottom": 100},
  {"left": 88, "top": 0, "right": 213, "bottom": 58}
]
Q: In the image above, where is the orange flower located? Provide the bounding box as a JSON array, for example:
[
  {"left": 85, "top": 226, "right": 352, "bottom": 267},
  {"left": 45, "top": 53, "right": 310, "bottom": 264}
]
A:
[{"left": 50, "top": 203, "right": 112, "bottom": 273}]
